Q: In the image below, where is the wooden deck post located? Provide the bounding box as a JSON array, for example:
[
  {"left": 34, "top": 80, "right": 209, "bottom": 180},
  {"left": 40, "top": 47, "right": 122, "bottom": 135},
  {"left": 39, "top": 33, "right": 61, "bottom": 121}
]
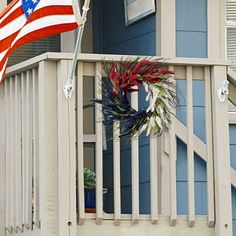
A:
[
  {"left": 38, "top": 61, "right": 59, "bottom": 236},
  {"left": 0, "top": 83, "right": 6, "bottom": 236},
  {"left": 211, "top": 65, "right": 232, "bottom": 236}
]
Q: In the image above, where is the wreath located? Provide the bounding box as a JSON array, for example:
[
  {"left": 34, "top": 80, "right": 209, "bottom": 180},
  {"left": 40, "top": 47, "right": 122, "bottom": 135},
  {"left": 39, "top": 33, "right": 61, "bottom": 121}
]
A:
[{"left": 94, "top": 58, "right": 177, "bottom": 138}]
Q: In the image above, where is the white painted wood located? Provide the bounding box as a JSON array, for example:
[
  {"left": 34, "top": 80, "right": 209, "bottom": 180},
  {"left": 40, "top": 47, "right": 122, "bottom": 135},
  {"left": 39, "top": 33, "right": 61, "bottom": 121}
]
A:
[
  {"left": 57, "top": 60, "right": 77, "bottom": 236},
  {"left": 9, "top": 78, "right": 14, "bottom": 231},
  {"left": 186, "top": 66, "right": 195, "bottom": 227},
  {"left": 204, "top": 67, "right": 215, "bottom": 227},
  {"left": 175, "top": 120, "right": 207, "bottom": 161},
  {"left": 76, "top": 217, "right": 214, "bottom": 236},
  {"left": 32, "top": 68, "right": 40, "bottom": 228},
  {"left": 160, "top": 135, "right": 171, "bottom": 216},
  {"left": 211, "top": 65, "right": 232, "bottom": 236},
  {"left": 131, "top": 89, "right": 139, "bottom": 223},
  {"left": 95, "top": 62, "right": 103, "bottom": 224},
  {"left": 26, "top": 70, "right": 33, "bottom": 229},
  {"left": 208, "top": 0, "right": 225, "bottom": 59},
  {"left": 0, "top": 79, "right": 6, "bottom": 236},
  {"left": 77, "top": 62, "right": 85, "bottom": 225},
  {"left": 113, "top": 121, "right": 121, "bottom": 226},
  {"left": 156, "top": 0, "right": 176, "bottom": 57},
  {"left": 15, "top": 74, "right": 23, "bottom": 232},
  {"left": 38, "top": 61, "right": 59, "bottom": 236},
  {"left": 5, "top": 53, "right": 230, "bottom": 77},
  {"left": 150, "top": 135, "right": 158, "bottom": 224},
  {"left": 169, "top": 92, "right": 177, "bottom": 225},
  {"left": 21, "top": 72, "right": 27, "bottom": 228},
  {"left": 5, "top": 79, "right": 11, "bottom": 233}
]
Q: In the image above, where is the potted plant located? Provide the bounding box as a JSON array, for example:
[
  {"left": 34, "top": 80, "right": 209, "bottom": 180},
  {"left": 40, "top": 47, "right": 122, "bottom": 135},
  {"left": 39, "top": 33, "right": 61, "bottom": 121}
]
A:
[{"left": 84, "top": 168, "right": 96, "bottom": 212}]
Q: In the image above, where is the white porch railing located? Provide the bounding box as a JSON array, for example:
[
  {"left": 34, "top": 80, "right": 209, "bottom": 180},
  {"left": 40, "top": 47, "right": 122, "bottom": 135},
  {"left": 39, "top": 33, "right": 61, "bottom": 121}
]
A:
[{"left": 0, "top": 53, "right": 233, "bottom": 236}]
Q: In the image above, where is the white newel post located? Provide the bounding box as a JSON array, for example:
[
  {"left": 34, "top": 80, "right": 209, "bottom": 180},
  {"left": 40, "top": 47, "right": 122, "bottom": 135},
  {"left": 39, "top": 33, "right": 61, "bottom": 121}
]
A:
[
  {"left": 211, "top": 65, "right": 232, "bottom": 236},
  {"left": 38, "top": 61, "right": 59, "bottom": 236},
  {"left": 0, "top": 83, "right": 6, "bottom": 236}
]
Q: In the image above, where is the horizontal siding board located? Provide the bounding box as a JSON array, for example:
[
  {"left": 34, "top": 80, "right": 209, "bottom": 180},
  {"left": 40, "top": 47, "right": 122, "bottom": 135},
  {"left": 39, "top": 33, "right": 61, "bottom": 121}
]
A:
[
  {"left": 230, "top": 125, "right": 236, "bottom": 143},
  {"left": 176, "top": 0, "right": 207, "bottom": 31},
  {"left": 192, "top": 80, "right": 205, "bottom": 106},
  {"left": 102, "top": 8, "right": 155, "bottom": 49},
  {"left": 193, "top": 106, "right": 206, "bottom": 142},
  {"left": 176, "top": 31, "right": 207, "bottom": 58},
  {"left": 103, "top": 32, "right": 156, "bottom": 56},
  {"left": 230, "top": 145, "right": 236, "bottom": 170}
]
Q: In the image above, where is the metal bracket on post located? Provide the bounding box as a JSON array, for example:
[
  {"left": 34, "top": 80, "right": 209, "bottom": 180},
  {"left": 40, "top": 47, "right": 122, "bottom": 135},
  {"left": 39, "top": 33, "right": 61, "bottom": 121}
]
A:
[
  {"left": 63, "top": 0, "right": 90, "bottom": 99},
  {"left": 217, "top": 80, "right": 229, "bottom": 103}
]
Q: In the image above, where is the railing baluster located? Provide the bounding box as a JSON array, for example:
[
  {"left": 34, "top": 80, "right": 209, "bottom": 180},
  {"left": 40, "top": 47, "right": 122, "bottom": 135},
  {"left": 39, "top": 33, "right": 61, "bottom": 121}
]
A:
[
  {"left": 0, "top": 78, "right": 6, "bottom": 235},
  {"left": 15, "top": 74, "right": 23, "bottom": 231},
  {"left": 21, "top": 72, "right": 27, "bottom": 227},
  {"left": 77, "top": 62, "right": 85, "bottom": 224},
  {"left": 95, "top": 62, "right": 103, "bottom": 224},
  {"left": 11, "top": 77, "right": 17, "bottom": 231},
  {"left": 32, "top": 68, "right": 40, "bottom": 228},
  {"left": 131, "top": 89, "right": 139, "bottom": 223},
  {"left": 113, "top": 121, "right": 121, "bottom": 226},
  {"left": 169, "top": 65, "right": 177, "bottom": 226},
  {"left": 186, "top": 66, "right": 195, "bottom": 226},
  {"left": 204, "top": 66, "right": 215, "bottom": 227},
  {"left": 26, "top": 70, "right": 33, "bottom": 229},
  {"left": 57, "top": 60, "right": 77, "bottom": 236},
  {"left": 150, "top": 135, "right": 158, "bottom": 223},
  {"left": 5, "top": 79, "right": 10, "bottom": 231},
  {"left": 9, "top": 78, "right": 14, "bottom": 230},
  {"left": 150, "top": 86, "right": 159, "bottom": 223}
]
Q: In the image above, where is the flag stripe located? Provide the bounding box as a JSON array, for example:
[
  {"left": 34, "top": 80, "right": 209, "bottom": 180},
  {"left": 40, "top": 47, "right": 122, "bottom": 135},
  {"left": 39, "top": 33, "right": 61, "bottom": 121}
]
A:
[
  {"left": 0, "top": 0, "right": 81, "bottom": 82},
  {"left": 0, "top": 6, "right": 23, "bottom": 28},
  {"left": 0, "top": 0, "right": 20, "bottom": 20},
  {"left": 12, "top": 22, "right": 78, "bottom": 51},
  {"left": 0, "top": 15, "right": 26, "bottom": 40}
]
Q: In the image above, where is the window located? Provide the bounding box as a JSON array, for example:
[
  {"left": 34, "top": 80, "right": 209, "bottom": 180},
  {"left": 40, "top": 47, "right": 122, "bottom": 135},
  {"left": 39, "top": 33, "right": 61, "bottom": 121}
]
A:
[{"left": 226, "top": 0, "right": 236, "bottom": 71}]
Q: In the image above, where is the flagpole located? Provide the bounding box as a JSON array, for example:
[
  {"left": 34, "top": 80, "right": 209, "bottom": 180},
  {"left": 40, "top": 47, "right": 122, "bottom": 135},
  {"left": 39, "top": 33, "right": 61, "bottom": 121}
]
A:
[{"left": 63, "top": 0, "right": 90, "bottom": 99}]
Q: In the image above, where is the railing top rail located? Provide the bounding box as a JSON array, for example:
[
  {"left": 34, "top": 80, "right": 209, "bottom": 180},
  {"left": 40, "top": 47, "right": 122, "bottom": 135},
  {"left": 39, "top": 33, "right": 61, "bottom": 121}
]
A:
[{"left": 6, "top": 52, "right": 231, "bottom": 76}]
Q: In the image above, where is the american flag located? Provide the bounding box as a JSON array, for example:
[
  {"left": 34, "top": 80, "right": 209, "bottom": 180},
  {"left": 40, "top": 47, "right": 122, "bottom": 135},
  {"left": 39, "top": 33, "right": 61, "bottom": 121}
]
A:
[{"left": 0, "top": 0, "right": 82, "bottom": 82}]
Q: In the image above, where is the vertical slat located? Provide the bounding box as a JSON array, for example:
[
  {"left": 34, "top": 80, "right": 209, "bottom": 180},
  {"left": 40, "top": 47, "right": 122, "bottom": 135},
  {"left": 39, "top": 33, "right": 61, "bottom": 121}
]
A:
[
  {"left": 5, "top": 79, "right": 11, "bottom": 232},
  {"left": 150, "top": 135, "right": 158, "bottom": 224},
  {"left": 21, "top": 72, "right": 27, "bottom": 228},
  {"left": 0, "top": 78, "right": 6, "bottom": 236},
  {"left": 26, "top": 70, "right": 33, "bottom": 229},
  {"left": 15, "top": 74, "right": 23, "bottom": 231},
  {"left": 168, "top": 66, "right": 177, "bottom": 226},
  {"left": 32, "top": 68, "right": 40, "bottom": 228},
  {"left": 113, "top": 121, "right": 121, "bottom": 226},
  {"left": 77, "top": 62, "right": 85, "bottom": 224},
  {"left": 131, "top": 89, "right": 139, "bottom": 223},
  {"left": 68, "top": 60, "right": 77, "bottom": 236},
  {"left": 186, "top": 66, "right": 195, "bottom": 226},
  {"left": 9, "top": 78, "right": 15, "bottom": 231},
  {"left": 204, "top": 66, "right": 215, "bottom": 227},
  {"left": 57, "top": 60, "right": 77, "bottom": 236},
  {"left": 95, "top": 62, "right": 103, "bottom": 224},
  {"left": 211, "top": 65, "right": 232, "bottom": 236},
  {"left": 38, "top": 60, "right": 59, "bottom": 236}
]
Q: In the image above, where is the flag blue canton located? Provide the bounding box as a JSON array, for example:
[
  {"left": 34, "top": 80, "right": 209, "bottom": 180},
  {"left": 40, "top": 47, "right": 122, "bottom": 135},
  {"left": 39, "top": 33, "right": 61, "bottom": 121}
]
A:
[{"left": 22, "top": 0, "right": 40, "bottom": 19}]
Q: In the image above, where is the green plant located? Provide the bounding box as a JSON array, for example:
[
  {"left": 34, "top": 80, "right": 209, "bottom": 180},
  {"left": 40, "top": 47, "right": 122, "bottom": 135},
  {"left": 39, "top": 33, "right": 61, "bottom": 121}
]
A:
[{"left": 84, "top": 168, "right": 96, "bottom": 189}]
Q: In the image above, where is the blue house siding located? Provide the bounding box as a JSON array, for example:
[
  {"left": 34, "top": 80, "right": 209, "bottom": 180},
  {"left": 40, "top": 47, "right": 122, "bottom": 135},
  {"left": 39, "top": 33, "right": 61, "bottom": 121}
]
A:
[
  {"left": 176, "top": 0, "right": 207, "bottom": 58},
  {"left": 96, "top": 0, "right": 208, "bottom": 215},
  {"left": 175, "top": 0, "right": 208, "bottom": 215}
]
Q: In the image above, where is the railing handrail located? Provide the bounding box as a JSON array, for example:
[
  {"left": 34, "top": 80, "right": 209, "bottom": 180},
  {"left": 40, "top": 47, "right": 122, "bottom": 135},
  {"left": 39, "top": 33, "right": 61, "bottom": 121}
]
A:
[{"left": 6, "top": 52, "right": 231, "bottom": 77}]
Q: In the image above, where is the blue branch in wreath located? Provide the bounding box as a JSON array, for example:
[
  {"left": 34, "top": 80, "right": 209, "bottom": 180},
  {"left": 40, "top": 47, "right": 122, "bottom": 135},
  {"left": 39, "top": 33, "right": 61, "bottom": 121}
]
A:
[{"left": 93, "top": 58, "right": 178, "bottom": 138}]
